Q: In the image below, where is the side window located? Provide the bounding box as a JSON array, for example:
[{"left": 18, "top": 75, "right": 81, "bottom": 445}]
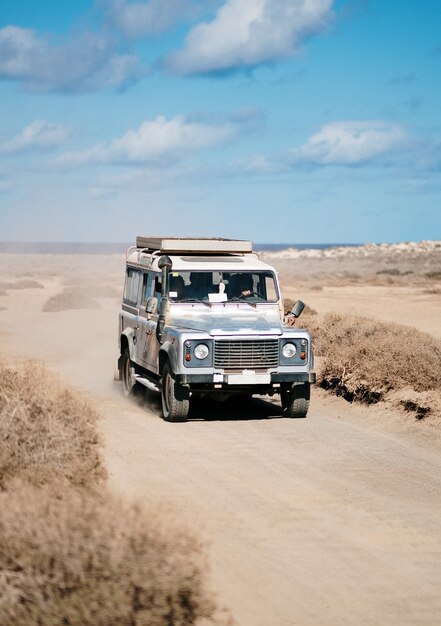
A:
[
  {"left": 264, "top": 274, "right": 278, "bottom": 302},
  {"left": 141, "top": 272, "right": 153, "bottom": 305},
  {"left": 123, "top": 268, "right": 141, "bottom": 305},
  {"left": 154, "top": 276, "right": 162, "bottom": 299}
]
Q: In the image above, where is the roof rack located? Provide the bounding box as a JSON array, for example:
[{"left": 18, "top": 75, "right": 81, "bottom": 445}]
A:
[{"left": 135, "top": 236, "right": 253, "bottom": 254}]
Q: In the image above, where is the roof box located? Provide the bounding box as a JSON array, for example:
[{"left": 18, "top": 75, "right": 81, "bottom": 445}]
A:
[{"left": 136, "top": 236, "right": 253, "bottom": 254}]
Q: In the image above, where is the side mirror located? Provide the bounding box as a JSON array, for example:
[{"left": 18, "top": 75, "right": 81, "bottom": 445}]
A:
[
  {"left": 145, "top": 296, "right": 158, "bottom": 315},
  {"left": 290, "top": 300, "right": 305, "bottom": 318}
]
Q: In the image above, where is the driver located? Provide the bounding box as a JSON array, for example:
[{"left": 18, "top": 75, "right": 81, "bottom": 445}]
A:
[{"left": 232, "top": 273, "right": 253, "bottom": 298}]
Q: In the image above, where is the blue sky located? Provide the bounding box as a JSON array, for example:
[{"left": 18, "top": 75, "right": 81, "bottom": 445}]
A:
[{"left": 0, "top": 0, "right": 440, "bottom": 244}]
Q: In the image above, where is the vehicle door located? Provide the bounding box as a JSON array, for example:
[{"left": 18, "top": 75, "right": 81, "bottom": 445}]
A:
[
  {"left": 137, "top": 271, "right": 160, "bottom": 374},
  {"left": 122, "top": 267, "right": 142, "bottom": 364}
]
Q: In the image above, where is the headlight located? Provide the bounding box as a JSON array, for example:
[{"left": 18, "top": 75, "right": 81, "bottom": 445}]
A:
[
  {"left": 194, "top": 343, "right": 209, "bottom": 360},
  {"left": 282, "top": 342, "right": 297, "bottom": 359}
]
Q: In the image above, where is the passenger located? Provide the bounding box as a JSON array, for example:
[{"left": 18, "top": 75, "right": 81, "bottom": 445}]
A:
[
  {"left": 185, "top": 272, "right": 209, "bottom": 299},
  {"left": 169, "top": 275, "right": 185, "bottom": 301}
]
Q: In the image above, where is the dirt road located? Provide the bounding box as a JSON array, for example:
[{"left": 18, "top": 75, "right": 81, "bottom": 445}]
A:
[{"left": 1, "top": 267, "right": 441, "bottom": 625}]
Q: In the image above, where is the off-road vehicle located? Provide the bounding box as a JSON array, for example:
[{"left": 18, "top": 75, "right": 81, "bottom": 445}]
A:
[{"left": 116, "top": 237, "right": 315, "bottom": 421}]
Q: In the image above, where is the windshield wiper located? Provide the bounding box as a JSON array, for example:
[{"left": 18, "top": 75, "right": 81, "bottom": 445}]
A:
[
  {"left": 228, "top": 297, "right": 256, "bottom": 308},
  {"left": 179, "top": 297, "right": 211, "bottom": 307}
]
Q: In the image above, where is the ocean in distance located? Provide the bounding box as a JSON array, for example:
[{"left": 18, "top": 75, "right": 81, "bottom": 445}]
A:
[{"left": 0, "top": 242, "right": 360, "bottom": 255}]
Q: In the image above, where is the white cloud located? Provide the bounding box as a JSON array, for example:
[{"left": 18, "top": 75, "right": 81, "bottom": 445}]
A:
[
  {"left": 164, "top": 0, "right": 334, "bottom": 74},
  {"left": 0, "top": 26, "right": 144, "bottom": 92},
  {"left": 0, "top": 120, "right": 72, "bottom": 154},
  {"left": 98, "top": 0, "right": 216, "bottom": 37},
  {"left": 292, "top": 120, "right": 409, "bottom": 165},
  {"left": 59, "top": 115, "right": 237, "bottom": 165}
]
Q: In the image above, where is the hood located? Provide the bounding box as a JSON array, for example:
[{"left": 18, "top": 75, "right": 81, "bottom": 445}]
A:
[{"left": 168, "top": 304, "right": 283, "bottom": 336}]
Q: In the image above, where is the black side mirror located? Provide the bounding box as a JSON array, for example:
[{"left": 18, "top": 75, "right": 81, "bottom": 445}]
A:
[{"left": 290, "top": 300, "right": 305, "bottom": 318}]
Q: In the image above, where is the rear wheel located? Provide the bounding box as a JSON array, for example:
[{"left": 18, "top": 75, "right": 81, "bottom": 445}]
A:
[
  {"left": 161, "top": 363, "right": 190, "bottom": 422},
  {"left": 281, "top": 382, "right": 310, "bottom": 418},
  {"left": 122, "top": 347, "right": 136, "bottom": 397}
]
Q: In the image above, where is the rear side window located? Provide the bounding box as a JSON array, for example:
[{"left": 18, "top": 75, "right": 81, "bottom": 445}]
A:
[
  {"left": 124, "top": 268, "right": 141, "bottom": 305},
  {"left": 141, "top": 272, "right": 154, "bottom": 305}
]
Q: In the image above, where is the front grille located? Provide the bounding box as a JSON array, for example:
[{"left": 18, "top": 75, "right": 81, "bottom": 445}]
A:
[{"left": 214, "top": 339, "right": 278, "bottom": 369}]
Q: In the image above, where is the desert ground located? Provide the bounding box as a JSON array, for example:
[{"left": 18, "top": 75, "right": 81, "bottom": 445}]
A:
[{"left": 0, "top": 242, "right": 440, "bottom": 625}]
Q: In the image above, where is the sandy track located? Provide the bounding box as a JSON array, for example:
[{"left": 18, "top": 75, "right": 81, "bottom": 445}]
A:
[{"left": 1, "top": 265, "right": 441, "bottom": 625}]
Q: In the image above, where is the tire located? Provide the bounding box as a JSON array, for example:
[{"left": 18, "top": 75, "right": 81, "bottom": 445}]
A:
[
  {"left": 122, "top": 347, "right": 136, "bottom": 397},
  {"left": 281, "top": 382, "right": 310, "bottom": 418},
  {"left": 161, "top": 363, "right": 190, "bottom": 422}
]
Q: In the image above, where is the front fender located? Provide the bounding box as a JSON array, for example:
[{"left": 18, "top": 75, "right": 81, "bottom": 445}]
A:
[{"left": 159, "top": 341, "right": 179, "bottom": 377}]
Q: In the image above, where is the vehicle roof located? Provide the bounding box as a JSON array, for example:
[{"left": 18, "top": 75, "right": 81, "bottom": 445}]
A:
[{"left": 126, "top": 249, "right": 276, "bottom": 273}]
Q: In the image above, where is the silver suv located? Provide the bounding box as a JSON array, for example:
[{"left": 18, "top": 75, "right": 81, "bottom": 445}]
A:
[{"left": 116, "top": 237, "right": 315, "bottom": 421}]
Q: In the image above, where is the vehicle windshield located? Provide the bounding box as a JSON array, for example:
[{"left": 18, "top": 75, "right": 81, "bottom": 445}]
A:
[{"left": 168, "top": 271, "right": 279, "bottom": 303}]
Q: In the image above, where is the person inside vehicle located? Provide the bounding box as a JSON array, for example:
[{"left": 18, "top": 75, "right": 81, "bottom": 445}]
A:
[
  {"left": 185, "top": 272, "right": 209, "bottom": 299},
  {"left": 231, "top": 273, "right": 254, "bottom": 298}
]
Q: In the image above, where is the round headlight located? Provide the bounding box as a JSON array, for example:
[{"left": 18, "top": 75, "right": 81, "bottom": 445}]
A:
[
  {"left": 194, "top": 343, "right": 209, "bottom": 360},
  {"left": 282, "top": 342, "right": 297, "bottom": 359}
]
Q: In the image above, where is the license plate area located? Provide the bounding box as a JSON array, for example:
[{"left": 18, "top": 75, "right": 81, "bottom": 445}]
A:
[{"left": 226, "top": 372, "right": 271, "bottom": 385}]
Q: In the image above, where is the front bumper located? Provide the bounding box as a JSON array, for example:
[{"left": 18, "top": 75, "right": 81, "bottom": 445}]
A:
[{"left": 175, "top": 371, "right": 316, "bottom": 386}]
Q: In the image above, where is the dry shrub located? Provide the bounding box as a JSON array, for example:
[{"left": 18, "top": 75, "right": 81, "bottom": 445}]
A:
[
  {"left": 376, "top": 268, "right": 412, "bottom": 276},
  {"left": 0, "top": 279, "right": 43, "bottom": 290},
  {"left": 311, "top": 313, "right": 441, "bottom": 410},
  {"left": 0, "top": 362, "right": 105, "bottom": 490},
  {"left": 0, "top": 486, "right": 220, "bottom": 626},
  {"left": 42, "top": 288, "right": 99, "bottom": 312},
  {"left": 423, "top": 287, "right": 441, "bottom": 295},
  {"left": 425, "top": 271, "right": 441, "bottom": 280}
]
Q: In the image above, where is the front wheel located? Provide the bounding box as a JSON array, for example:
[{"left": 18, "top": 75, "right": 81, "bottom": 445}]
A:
[
  {"left": 161, "top": 363, "right": 190, "bottom": 422},
  {"left": 122, "top": 347, "right": 136, "bottom": 397},
  {"left": 281, "top": 382, "right": 310, "bottom": 418}
]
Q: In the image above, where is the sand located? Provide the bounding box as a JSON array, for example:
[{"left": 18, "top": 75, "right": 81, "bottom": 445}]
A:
[{"left": 0, "top": 243, "right": 440, "bottom": 626}]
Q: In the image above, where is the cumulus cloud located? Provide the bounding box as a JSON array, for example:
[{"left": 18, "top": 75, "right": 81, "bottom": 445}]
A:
[
  {"left": 59, "top": 115, "right": 237, "bottom": 165},
  {"left": 235, "top": 120, "right": 411, "bottom": 175},
  {"left": 0, "top": 120, "right": 72, "bottom": 154},
  {"left": 0, "top": 26, "right": 144, "bottom": 92},
  {"left": 98, "top": 0, "right": 217, "bottom": 37},
  {"left": 164, "top": 0, "right": 334, "bottom": 75},
  {"left": 291, "top": 120, "right": 409, "bottom": 166}
]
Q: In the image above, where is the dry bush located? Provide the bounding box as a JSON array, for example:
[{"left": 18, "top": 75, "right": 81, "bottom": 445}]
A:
[
  {"left": 425, "top": 271, "right": 441, "bottom": 280},
  {"left": 11, "top": 279, "right": 44, "bottom": 289},
  {"left": 376, "top": 268, "right": 413, "bottom": 276},
  {"left": 310, "top": 312, "right": 441, "bottom": 410},
  {"left": 0, "top": 279, "right": 43, "bottom": 290},
  {"left": 423, "top": 287, "right": 441, "bottom": 295},
  {"left": 0, "top": 486, "right": 220, "bottom": 626},
  {"left": 0, "top": 362, "right": 105, "bottom": 490},
  {"left": 42, "top": 288, "right": 99, "bottom": 312}
]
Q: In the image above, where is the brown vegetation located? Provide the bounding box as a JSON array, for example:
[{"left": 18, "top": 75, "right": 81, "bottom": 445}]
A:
[
  {"left": 0, "top": 279, "right": 43, "bottom": 290},
  {"left": 301, "top": 311, "right": 441, "bottom": 418},
  {"left": 0, "top": 360, "right": 221, "bottom": 625},
  {"left": 0, "top": 361, "right": 105, "bottom": 491},
  {"left": 0, "top": 487, "right": 217, "bottom": 626},
  {"left": 42, "top": 288, "right": 99, "bottom": 312}
]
